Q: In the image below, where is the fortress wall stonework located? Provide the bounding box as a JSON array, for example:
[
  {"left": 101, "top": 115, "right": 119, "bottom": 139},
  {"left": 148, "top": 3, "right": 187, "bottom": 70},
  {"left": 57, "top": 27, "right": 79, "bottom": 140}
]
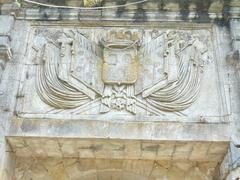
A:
[{"left": 0, "top": 0, "right": 240, "bottom": 179}]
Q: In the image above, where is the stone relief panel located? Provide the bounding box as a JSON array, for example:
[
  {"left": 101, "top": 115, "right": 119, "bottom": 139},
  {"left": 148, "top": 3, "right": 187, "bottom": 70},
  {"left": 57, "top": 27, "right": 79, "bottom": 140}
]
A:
[{"left": 16, "top": 26, "right": 224, "bottom": 121}]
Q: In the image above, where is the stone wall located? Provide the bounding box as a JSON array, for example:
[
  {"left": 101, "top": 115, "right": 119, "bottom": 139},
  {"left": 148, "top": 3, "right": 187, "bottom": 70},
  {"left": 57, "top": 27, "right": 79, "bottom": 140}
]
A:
[
  {"left": 0, "top": 0, "right": 240, "bottom": 179},
  {"left": 14, "top": 157, "right": 218, "bottom": 180}
]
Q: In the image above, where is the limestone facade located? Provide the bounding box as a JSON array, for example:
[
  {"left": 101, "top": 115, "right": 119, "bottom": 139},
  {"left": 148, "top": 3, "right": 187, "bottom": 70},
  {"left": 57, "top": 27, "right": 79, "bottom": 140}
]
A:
[{"left": 0, "top": 0, "right": 240, "bottom": 179}]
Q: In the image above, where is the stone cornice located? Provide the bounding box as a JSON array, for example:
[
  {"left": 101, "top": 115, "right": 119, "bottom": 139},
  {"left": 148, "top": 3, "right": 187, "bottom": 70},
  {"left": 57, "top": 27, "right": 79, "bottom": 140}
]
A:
[
  {"left": 227, "top": 7, "right": 240, "bottom": 19},
  {"left": 1, "top": 1, "right": 240, "bottom": 22}
]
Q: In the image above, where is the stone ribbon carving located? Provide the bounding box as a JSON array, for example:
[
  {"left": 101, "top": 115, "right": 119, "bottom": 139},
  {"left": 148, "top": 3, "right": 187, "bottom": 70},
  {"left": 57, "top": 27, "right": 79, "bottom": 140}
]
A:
[
  {"left": 141, "top": 32, "right": 206, "bottom": 115},
  {"left": 34, "top": 30, "right": 209, "bottom": 116}
]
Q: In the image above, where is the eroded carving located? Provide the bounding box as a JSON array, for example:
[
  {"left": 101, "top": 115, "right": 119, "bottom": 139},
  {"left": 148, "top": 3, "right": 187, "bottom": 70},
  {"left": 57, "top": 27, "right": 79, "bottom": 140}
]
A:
[
  {"left": 33, "top": 29, "right": 210, "bottom": 116},
  {"left": 83, "top": 0, "right": 102, "bottom": 7},
  {"left": 0, "top": 35, "right": 12, "bottom": 82}
]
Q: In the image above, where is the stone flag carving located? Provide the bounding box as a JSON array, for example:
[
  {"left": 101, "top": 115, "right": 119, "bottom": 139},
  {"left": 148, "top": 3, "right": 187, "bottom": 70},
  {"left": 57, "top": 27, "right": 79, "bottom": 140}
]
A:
[{"left": 34, "top": 29, "right": 209, "bottom": 116}]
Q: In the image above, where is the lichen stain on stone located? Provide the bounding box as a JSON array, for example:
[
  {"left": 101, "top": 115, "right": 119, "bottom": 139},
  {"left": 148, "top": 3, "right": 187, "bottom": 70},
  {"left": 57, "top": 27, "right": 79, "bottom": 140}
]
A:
[
  {"left": 133, "top": 3, "right": 147, "bottom": 22},
  {"left": 20, "top": 120, "right": 38, "bottom": 132},
  {"left": 222, "top": 0, "right": 233, "bottom": 27},
  {"left": 177, "top": 0, "right": 232, "bottom": 24},
  {"left": 39, "top": 7, "right": 49, "bottom": 20},
  {"left": 116, "top": 0, "right": 127, "bottom": 18},
  {"left": 47, "top": 163, "right": 69, "bottom": 180},
  {"left": 90, "top": 144, "right": 103, "bottom": 151},
  {"left": 179, "top": 0, "right": 190, "bottom": 20},
  {"left": 194, "top": 0, "right": 211, "bottom": 23},
  {"left": 58, "top": 9, "right": 63, "bottom": 21},
  {"left": 157, "top": 0, "right": 166, "bottom": 11},
  {"left": 143, "top": 145, "right": 159, "bottom": 152},
  {"left": 115, "top": 145, "right": 125, "bottom": 151}
]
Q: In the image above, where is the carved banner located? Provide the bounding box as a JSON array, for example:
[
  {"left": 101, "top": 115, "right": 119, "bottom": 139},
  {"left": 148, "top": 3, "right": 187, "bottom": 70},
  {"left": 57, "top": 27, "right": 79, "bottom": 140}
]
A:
[{"left": 27, "top": 28, "right": 211, "bottom": 116}]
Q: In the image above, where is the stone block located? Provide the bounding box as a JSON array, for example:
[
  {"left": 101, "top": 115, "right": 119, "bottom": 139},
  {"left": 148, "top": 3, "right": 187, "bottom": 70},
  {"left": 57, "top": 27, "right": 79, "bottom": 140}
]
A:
[
  {"left": 79, "top": 148, "right": 95, "bottom": 158},
  {"left": 97, "top": 170, "right": 122, "bottom": 180},
  {"left": 59, "top": 139, "right": 78, "bottom": 157},
  {"left": 47, "top": 163, "right": 68, "bottom": 180},
  {"left": 24, "top": 138, "right": 51, "bottom": 157},
  {"left": 150, "top": 168, "right": 168, "bottom": 179},
  {"left": 123, "top": 160, "right": 153, "bottom": 177},
  {"left": 124, "top": 141, "right": 141, "bottom": 159},
  {"left": 157, "top": 142, "right": 175, "bottom": 160},
  {"left": 206, "top": 154, "right": 226, "bottom": 162},
  {"left": 184, "top": 167, "right": 209, "bottom": 180},
  {"left": 173, "top": 142, "right": 193, "bottom": 160},
  {"left": 7, "top": 137, "right": 25, "bottom": 149},
  {"left": 109, "top": 141, "right": 125, "bottom": 159},
  {"left": 122, "top": 172, "right": 148, "bottom": 180},
  {"left": 65, "top": 160, "right": 97, "bottom": 179},
  {"left": 141, "top": 141, "right": 159, "bottom": 159},
  {"left": 189, "top": 142, "right": 210, "bottom": 160},
  {"left": 208, "top": 143, "right": 229, "bottom": 155},
  {"left": 0, "top": 15, "right": 14, "bottom": 35},
  {"left": 93, "top": 140, "right": 109, "bottom": 158},
  {"left": 109, "top": 122, "right": 153, "bottom": 140}
]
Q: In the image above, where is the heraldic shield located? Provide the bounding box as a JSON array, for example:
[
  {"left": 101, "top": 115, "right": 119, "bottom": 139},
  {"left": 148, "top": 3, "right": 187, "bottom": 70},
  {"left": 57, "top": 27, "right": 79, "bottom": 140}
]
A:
[
  {"left": 35, "top": 29, "right": 209, "bottom": 116},
  {"left": 102, "top": 41, "right": 138, "bottom": 85}
]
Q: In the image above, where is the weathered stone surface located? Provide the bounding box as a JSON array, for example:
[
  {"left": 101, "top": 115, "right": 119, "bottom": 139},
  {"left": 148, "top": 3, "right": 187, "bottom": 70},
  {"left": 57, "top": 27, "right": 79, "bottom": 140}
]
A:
[
  {"left": 14, "top": 157, "right": 218, "bottom": 180},
  {"left": 13, "top": 26, "right": 223, "bottom": 119},
  {"left": 7, "top": 136, "right": 229, "bottom": 163},
  {"left": 0, "top": 0, "right": 240, "bottom": 179}
]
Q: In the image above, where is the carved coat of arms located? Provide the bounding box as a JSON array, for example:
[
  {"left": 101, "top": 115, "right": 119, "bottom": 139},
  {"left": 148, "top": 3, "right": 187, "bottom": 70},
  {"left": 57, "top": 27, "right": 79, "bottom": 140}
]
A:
[{"left": 33, "top": 29, "right": 209, "bottom": 116}]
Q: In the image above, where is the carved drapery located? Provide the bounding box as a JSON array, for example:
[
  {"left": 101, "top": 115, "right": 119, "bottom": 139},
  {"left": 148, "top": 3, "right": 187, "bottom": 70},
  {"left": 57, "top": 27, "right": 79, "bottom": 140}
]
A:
[{"left": 33, "top": 29, "right": 210, "bottom": 116}]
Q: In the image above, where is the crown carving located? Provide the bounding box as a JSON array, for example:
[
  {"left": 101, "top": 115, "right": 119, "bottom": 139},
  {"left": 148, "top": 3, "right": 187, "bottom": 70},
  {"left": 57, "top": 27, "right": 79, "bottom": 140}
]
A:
[{"left": 101, "top": 31, "right": 139, "bottom": 49}]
